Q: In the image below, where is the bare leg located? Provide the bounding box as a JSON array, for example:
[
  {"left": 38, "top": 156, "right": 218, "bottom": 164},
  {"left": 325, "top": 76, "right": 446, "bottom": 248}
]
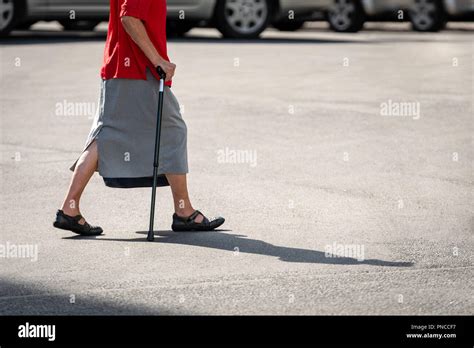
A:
[
  {"left": 165, "top": 174, "right": 203, "bottom": 223},
  {"left": 60, "top": 141, "right": 98, "bottom": 225}
]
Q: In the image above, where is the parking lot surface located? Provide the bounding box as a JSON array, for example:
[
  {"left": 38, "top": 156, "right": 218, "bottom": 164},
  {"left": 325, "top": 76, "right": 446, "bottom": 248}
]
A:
[{"left": 0, "top": 23, "right": 472, "bottom": 314}]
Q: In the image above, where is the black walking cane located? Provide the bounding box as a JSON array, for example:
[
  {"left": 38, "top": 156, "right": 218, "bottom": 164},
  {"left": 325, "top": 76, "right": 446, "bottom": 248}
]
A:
[{"left": 147, "top": 66, "right": 167, "bottom": 242}]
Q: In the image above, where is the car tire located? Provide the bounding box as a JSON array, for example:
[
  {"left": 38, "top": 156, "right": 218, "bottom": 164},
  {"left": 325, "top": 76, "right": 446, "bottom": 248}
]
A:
[
  {"left": 0, "top": 0, "right": 17, "bottom": 37},
  {"left": 327, "top": 0, "right": 365, "bottom": 33},
  {"left": 273, "top": 20, "right": 305, "bottom": 32},
  {"left": 16, "top": 20, "right": 37, "bottom": 30},
  {"left": 59, "top": 20, "right": 101, "bottom": 31},
  {"left": 167, "top": 21, "right": 194, "bottom": 38},
  {"left": 215, "top": 0, "right": 272, "bottom": 39},
  {"left": 409, "top": 0, "right": 447, "bottom": 32}
]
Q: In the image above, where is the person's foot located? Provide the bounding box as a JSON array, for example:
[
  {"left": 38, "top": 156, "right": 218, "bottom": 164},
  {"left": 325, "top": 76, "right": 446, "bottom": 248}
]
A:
[
  {"left": 53, "top": 210, "right": 103, "bottom": 236},
  {"left": 172, "top": 210, "right": 225, "bottom": 232}
]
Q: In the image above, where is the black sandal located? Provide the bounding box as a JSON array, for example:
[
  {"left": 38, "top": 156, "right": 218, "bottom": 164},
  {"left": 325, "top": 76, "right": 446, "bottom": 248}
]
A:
[
  {"left": 172, "top": 210, "right": 225, "bottom": 232},
  {"left": 53, "top": 210, "right": 103, "bottom": 236}
]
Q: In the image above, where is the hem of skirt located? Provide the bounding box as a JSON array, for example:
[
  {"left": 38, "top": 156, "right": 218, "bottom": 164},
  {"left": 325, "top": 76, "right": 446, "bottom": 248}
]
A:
[
  {"left": 103, "top": 176, "right": 170, "bottom": 188},
  {"left": 102, "top": 166, "right": 189, "bottom": 189}
]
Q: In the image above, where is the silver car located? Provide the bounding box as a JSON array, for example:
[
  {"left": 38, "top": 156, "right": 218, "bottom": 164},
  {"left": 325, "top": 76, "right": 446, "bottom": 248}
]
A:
[
  {"left": 327, "top": 0, "right": 474, "bottom": 32},
  {"left": 0, "top": 0, "right": 333, "bottom": 37}
]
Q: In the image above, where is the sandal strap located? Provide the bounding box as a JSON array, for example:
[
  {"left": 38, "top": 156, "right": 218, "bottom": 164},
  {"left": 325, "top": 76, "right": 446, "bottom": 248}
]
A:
[
  {"left": 73, "top": 214, "right": 83, "bottom": 222},
  {"left": 187, "top": 210, "right": 202, "bottom": 223},
  {"left": 187, "top": 210, "right": 210, "bottom": 225},
  {"left": 59, "top": 210, "right": 83, "bottom": 223},
  {"left": 60, "top": 211, "right": 89, "bottom": 227},
  {"left": 56, "top": 210, "right": 100, "bottom": 233}
]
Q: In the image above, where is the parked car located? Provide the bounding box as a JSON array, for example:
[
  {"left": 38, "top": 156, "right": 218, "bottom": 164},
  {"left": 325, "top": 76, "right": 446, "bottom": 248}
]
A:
[
  {"left": 0, "top": 0, "right": 333, "bottom": 38},
  {"left": 327, "top": 0, "right": 474, "bottom": 32},
  {"left": 166, "top": 0, "right": 333, "bottom": 38}
]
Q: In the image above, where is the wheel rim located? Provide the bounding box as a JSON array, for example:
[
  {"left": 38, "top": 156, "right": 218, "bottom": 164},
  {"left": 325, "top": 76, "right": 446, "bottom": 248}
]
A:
[
  {"left": 411, "top": 0, "right": 437, "bottom": 30},
  {"left": 328, "top": 0, "right": 356, "bottom": 31},
  {"left": 224, "top": 0, "right": 268, "bottom": 35},
  {"left": 0, "top": 0, "right": 14, "bottom": 31}
]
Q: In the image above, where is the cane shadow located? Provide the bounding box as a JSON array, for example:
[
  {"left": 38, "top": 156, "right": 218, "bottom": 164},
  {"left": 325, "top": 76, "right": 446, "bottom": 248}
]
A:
[{"left": 64, "top": 230, "right": 414, "bottom": 267}]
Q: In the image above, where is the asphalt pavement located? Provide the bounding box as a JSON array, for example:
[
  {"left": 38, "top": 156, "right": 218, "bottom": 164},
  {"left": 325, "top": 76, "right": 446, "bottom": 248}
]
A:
[{"left": 0, "top": 22, "right": 472, "bottom": 315}]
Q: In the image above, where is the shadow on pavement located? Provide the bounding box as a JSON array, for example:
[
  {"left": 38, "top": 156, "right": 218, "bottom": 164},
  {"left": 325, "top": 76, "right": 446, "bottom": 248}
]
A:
[
  {"left": 64, "top": 231, "right": 414, "bottom": 267},
  {"left": 0, "top": 278, "right": 177, "bottom": 315},
  {"left": 2, "top": 22, "right": 472, "bottom": 46},
  {"left": 1, "top": 30, "right": 360, "bottom": 45},
  {"left": 170, "top": 36, "right": 360, "bottom": 45},
  {"left": 0, "top": 30, "right": 107, "bottom": 45}
]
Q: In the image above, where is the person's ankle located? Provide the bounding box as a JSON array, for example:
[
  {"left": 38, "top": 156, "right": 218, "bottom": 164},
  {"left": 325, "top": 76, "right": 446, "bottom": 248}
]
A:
[
  {"left": 175, "top": 208, "right": 195, "bottom": 218},
  {"left": 61, "top": 206, "right": 80, "bottom": 217}
]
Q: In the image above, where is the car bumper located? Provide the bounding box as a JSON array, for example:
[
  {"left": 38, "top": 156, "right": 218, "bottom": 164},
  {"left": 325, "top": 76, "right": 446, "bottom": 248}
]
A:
[
  {"left": 361, "top": 0, "right": 412, "bottom": 16},
  {"left": 361, "top": 0, "right": 474, "bottom": 16},
  {"left": 279, "top": 0, "right": 333, "bottom": 13},
  {"left": 167, "top": 0, "right": 216, "bottom": 21},
  {"left": 444, "top": 0, "right": 474, "bottom": 15}
]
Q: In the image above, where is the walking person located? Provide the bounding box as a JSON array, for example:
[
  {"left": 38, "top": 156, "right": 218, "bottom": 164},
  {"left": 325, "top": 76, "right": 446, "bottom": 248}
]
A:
[{"left": 53, "top": 0, "right": 225, "bottom": 236}]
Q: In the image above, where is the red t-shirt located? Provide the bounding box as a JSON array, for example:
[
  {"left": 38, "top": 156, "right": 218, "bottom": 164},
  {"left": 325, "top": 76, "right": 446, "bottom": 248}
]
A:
[{"left": 101, "top": 0, "right": 172, "bottom": 86}]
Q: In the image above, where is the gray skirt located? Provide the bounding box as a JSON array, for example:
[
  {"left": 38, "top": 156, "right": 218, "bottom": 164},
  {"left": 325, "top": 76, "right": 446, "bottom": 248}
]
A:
[{"left": 70, "top": 69, "right": 188, "bottom": 186}]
